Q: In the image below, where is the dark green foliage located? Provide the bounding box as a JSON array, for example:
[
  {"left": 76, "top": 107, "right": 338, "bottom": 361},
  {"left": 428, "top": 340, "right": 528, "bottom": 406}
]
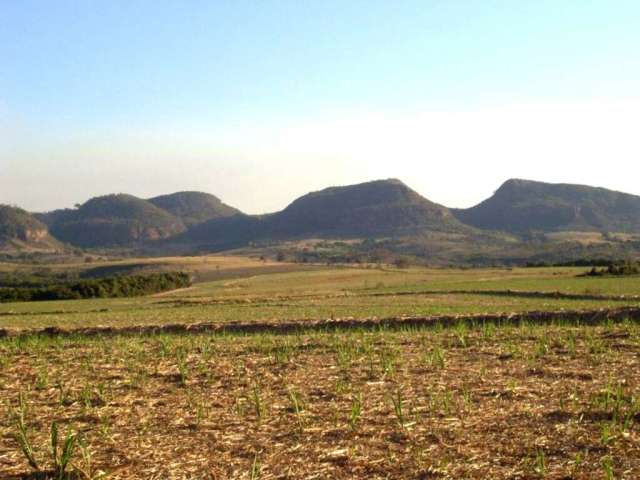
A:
[
  {"left": 453, "top": 179, "right": 640, "bottom": 233},
  {"left": 0, "top": 272, "right": 191, "bottom": 303},
  {"left": 79, "top": 263, "right": 165, "bottom": 279},
  {"left": 0, "top": 269, "right": 80, "bottom": 288},
  {"left": 526, "top": 259, "right": 616, "bottom": 268},
  {"left": 583, "top": 260, "right": 640, "bottom": 277},
  {"left": 148, "top": 191, "right": 240, "bottom": 226}
]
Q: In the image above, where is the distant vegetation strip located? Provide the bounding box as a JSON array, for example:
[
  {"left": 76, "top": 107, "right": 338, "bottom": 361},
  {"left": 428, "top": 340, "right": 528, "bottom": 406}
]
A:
[
  {"left": 2, "top": 305, "right": 640, "bottom": 338},
  {"left": 0, "top": 272, "right": 191, "bottom": 303},
  {"left": 581, "top": 260, "right": 640, "bottom": 277}
]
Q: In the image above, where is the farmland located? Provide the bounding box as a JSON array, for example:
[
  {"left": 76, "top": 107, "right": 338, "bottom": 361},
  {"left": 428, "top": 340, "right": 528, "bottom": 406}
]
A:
[
  {"left": 1, "top": 256, "right": 640, "bottom": 478},
  {"left": 2, "top": 261, "right": 640, "bottom": 332}
]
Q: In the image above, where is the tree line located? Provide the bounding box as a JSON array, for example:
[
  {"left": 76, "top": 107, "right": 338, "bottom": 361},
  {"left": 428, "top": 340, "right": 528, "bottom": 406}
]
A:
[{"left": 0, "top": 271, "right": 191, "bottom": 302}]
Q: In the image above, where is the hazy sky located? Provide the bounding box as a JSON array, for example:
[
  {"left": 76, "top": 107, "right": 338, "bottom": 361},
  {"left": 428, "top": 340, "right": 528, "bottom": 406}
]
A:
[{"left": 2, "top": 1, "right": 639, "bottom": 213}]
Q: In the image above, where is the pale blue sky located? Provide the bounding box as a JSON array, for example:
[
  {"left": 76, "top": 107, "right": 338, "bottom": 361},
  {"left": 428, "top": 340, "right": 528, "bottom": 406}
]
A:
[{"left": 2, "top": 1, "right": 639, "bottom": 212}]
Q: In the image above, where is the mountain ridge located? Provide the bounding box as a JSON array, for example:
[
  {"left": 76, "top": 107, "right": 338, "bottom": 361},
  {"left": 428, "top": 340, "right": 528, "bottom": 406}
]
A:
[{"left": 7, "top": 178, "right": 640, "bottom": 257}]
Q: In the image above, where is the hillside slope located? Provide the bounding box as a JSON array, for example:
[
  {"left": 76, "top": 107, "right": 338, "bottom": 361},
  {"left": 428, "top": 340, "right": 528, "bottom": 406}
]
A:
[
  {"left": 48, "top": 194, "right": 186, "bottom": 247},
  {"left": 148, "top": 191, "right": 240, "bottom": 226},
  {"left": 270, "top": 179, "right": 466, "bottom": 237},
  {"left": 183, "top": 179, "right": 470, "bottom": 247},
  {"left": 453, "top": 179, "right": 640, "bottom": 233},
  {"left": 0, "top": 205, "right": 60, "bottom": 251}
]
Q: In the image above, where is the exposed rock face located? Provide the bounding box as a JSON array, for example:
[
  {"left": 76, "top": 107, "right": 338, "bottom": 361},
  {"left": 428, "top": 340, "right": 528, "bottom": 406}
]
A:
[
  {"left": 0, "top": 205, "right": 59, "bottom": 251},
  {"left": 20, "top": 228, "right": 49, "bottom": 242}
]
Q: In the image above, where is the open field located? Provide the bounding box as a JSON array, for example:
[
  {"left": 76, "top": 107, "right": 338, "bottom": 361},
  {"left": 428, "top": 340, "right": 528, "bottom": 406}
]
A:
[
  {"left": 2, "top": 258, "right": 640, "bottom": 478},
  {"left": 1, "top": 263, "right": 640, "bottom": 332},
  {"left": 0, "top": 255, "right": 312, "bottom": 284}
]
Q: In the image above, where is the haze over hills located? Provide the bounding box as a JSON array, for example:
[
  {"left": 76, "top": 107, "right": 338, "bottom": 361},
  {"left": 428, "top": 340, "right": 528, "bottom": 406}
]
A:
[
  {"left": 453, "top": 179, "right": 640, "bottom": 234},
  {"left": 5, "top": 178, "right": 640, "bottom": 263}
]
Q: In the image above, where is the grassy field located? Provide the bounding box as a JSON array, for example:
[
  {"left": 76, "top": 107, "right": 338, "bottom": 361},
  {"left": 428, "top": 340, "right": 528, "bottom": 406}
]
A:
[
  {"left": 1, "top": 263, "right": 639, "bottom": 331},
  {"left": 2, "top": 257, "right": 640, "bottom": 478}
]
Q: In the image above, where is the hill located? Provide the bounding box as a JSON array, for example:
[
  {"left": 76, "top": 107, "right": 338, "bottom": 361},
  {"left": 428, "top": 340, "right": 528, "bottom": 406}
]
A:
[
  {"left": 270, "top": 179, "right": 467, "bottom": 237},
  {"left": 183, "top": 179, "right": 469, "bottom": 247},
  {"left": 0, "top": 205, "right": 60, "bottom": 251},
  {"left": 453, "top": 179, "right": 640, "bottom": 233},
  {"left": 148, "top": 191, "right": 240, "bottom": 226},
  {"left": 47, "top": 194, "right": 186, "bottom": 247},
  {"left": 12, "top": 178, "right": 640, "bottom": 263}
]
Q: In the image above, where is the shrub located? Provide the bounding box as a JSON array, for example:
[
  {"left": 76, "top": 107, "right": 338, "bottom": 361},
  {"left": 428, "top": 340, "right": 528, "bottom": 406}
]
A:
[{"left": 583, "top": 260, "right": 640, "bottom": 277}]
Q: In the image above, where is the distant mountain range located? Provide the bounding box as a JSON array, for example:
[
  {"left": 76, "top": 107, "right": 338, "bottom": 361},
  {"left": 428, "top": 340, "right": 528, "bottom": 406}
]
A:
[
  {"left": 34, "top": 192, "right": 239, "bottom": 248},
  {"left": 3, "top": 179, "right": 640, "bottom": 261}
]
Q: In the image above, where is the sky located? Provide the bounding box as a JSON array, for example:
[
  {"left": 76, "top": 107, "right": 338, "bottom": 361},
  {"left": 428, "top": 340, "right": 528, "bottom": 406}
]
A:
[{"left": 1, "top": 0, "right": 639, "bottom": 213}]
